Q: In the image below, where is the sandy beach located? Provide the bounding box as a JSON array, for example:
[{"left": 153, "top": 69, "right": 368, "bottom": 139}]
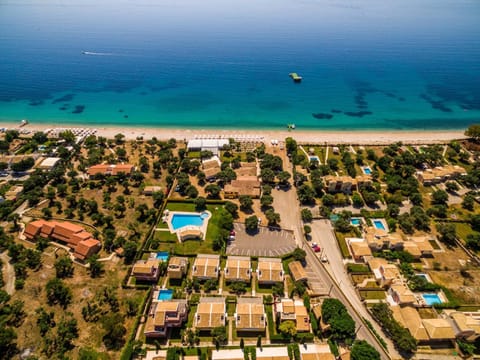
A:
[{"left": 0, "top": 121, "right": 467, "bottom": 145}]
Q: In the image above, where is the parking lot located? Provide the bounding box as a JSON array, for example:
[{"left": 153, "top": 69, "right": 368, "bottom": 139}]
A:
[{"left": 226, "top": 223, "right": 296, "bottom": 257}]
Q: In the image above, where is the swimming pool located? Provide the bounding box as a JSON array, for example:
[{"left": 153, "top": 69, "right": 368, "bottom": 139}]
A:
[
  {"left": 155, "top": 252, "right": 169, "bottom": 261},
  {"left": 351, "top": 218, "right": 361, "bottom": 226},
  {"left": 157, "top": 289, "right": 173, "bottom": 301},
  {"left": 363, "top": 166, "right": 372, "bottom": 175},
  {"left": 417, "top": 273, "right": 430, "bottom": 282},
  {"left": 422, "top": 293, "right": 442, "bottom": 306},
  {"left": 171, "top": 213, "right": 206, "bottom": 231},
  {"left": 373, "top": 220, "right": 386, "bottom": 231},
  {"left": 309, "top": 156, "right": 320, "bottom": 162}
]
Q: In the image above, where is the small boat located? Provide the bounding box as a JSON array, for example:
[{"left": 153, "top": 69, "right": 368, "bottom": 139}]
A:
[
  {"left": 20, "top": 119, "right": 28, "bottom": 127},
  {"left": 287, "top": 123, "right": 296, "bottom": 130},
  {"left": 289, "top": 73, "right": 302, "bottom": 83}
]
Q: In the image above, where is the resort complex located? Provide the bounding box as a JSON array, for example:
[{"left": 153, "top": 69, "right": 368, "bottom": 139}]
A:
[{"left": 0, "top": 125, "right": 479, "bottom": 360}]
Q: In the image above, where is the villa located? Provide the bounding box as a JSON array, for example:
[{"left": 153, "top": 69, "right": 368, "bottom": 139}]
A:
[
  {"left": 132, "top": 259, "right": 162, "bottom": 282},
  {"left": 347, "top": 238, "right": 372, "bottom": 262},
  {"left": 276, "top": 298, "right": 310, "bottom": 333},
  {"left": 443, "top": 310, "right": 480, "bottom": 342},
  {"left": 224, "top": 176, "right": 261, "bottom": 199},
  {"left": 144, "top": 299, "right": 188, "bottom": 338},
  {"left": 192, "top": 254, "right": 220, "bottom": 280},
  {"left": 389, "top": 284, "right": 416, "bottom": 305},
  {"left": 288, "top": 261, "right": 308, "bottom": 283},
  {"left": 224, "top": 256, "right": 251, "bottom": 283},
  {"left": 257, "top": 257, "right": 284, "bottom": 285},
  {"left": 416, "top": 165, "right": 467, "bottom": 185},
  {"left": 5, "top": 185, "right": 23, "bottom": 201},
  {"left": 323, "top": 175, "right": 372, "bottom": 194},
  {"left": 235, "top": 162, "right": 258, "bottom": 177},
  {"left": 234, "top": 297, "right": 266, "bottom": 332},
  {"left": 24, "top": 219, "right": 101, "bottom": 261},
  {"left": 167, "top": 256, "right": 188, "bottom": 279},
  {"left": 194, "top": 297, "right": 226, "bottom": 330},
  {"left": 202, "top": 156, "right": 221, "bottom": 181},
  {"left": 211, "top": 345, "right": 335, "bottom": 360},
  {"left": 87, "top": 164, "right": 135, "bottom": 177},
  {"left": 393, "top": 304, "right": 457, "bottom": 345},
  {"left": 38, "top": 157, "right": 62, "bottom": 170},
  {"left": 367, "top": 258, "right": 401, "bottom": 288}
]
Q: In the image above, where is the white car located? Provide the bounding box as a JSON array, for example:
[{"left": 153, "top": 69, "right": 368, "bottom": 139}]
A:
[
  {"left": 311, "top": 242, "right": 318, "bottom": 248},
  {"left": 321, "top": 255, "right": 328, "bottom": 263}
]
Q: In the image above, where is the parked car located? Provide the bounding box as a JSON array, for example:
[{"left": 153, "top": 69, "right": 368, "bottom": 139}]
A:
[
  {"left": 313, "top": 245, "right": 321, "bottom": 253},
  {"left": 311, "top": 242, "right": 318, "bottom": 248}
]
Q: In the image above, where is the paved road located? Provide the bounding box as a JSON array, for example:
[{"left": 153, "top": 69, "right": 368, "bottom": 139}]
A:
[
  {"left": 310, "top": 220, "right": 400, "bottom": 358},
  {"left": 0, "top": 252, "right": 15, "bottom": 295},
  {"left": 270, "top": 156, "right": 395, "bottom": 360}
]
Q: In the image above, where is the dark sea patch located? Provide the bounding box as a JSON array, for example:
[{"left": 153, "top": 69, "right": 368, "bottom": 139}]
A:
[
  {"left": 52, "top": 93, "right": 75, "bottom": 104},
  {"left": 29, "top": 100, "right": 44, "bottom": 106},
  {"left": 420, "top": 94, "right": 452, "bottom": 113},
  {"left": 149, "top": 82, "right": 182, "bottom": 92},
  {"left": 424, "top": 79, "right": 480, "bottom": 111},
  {"left": 331, "top": 109, "right": 342, "bottom": 114},
  {"left": 72, "top": 105, "right": 85, "bottom": 114},
  {"left": 118, "top": 109, "right": 124, "bottom": 112},
  {"left": 59, "top": 106, "right": 67, "bottom": 111},
  {"left": 124, "top": 115, "right": 129, "bottom": 118},
  {"left": 312, "top": 113, "right": 333, "bottom": 120},
  {"left": 344, "top": 111, "right": 372, "bottom": 118}
]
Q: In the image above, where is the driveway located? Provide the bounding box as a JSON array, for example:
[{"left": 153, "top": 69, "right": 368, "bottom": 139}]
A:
[
  {"left": 0, "top": 252, "right": 15, "bottom": 295},
  {"left": 227, "top": 223, "right": 296, "bottom": 257}
]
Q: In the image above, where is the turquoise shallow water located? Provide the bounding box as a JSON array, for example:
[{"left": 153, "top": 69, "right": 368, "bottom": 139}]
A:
[{"left": 0, "top": 0, "right": 479, "bottom": 130}]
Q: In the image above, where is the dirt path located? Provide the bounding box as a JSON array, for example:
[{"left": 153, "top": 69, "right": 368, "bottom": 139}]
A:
[{"left": 0, "top": 252, "right": 15, "bottom": 295}]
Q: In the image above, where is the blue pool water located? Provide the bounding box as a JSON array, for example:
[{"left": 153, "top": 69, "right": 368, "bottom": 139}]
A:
[
  {"left": 363, "top": 167, "right": 372, "bottom": 175},
  {"left": 422, "top": 293, "right": 442, "bottom": 306},
  {"left": 373, "top": 220, "right": 386, "bottom": 231},
  {"left": 157, "top": 289, "right": 173, "bottom": 301},
  {"left": 351, "top": 218, "right": 361, "bottom": 226},
  {"left": 155, "top": 252, "right": 169, "bottom": 261},
  {"left": 417, "top": 274, "right": 429, "bottom": 282},
  {"left": 309, "top": 156, "right": 320, "bottom": 162},
  {"left": 171, "top": 213, "right": 204, "bottom": 231}
]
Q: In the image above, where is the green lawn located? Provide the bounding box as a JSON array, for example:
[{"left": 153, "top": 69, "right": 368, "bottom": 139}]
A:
[
  {"left": 456, "top": 222, "right": 480, "bottom": 243},
  {"left": 155, "top": 202, "right": 228, "bottom": 255},
  {"left": 359, "top": 290, "right": 386, "bottom": 300},
  {"left": 334, "top": 232, "right": 352, "bottom": 259}
]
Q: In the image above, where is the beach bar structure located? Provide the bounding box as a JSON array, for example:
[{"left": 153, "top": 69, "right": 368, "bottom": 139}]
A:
[{"left": 187, "top": 139, "right": 229, "bottom": 156}]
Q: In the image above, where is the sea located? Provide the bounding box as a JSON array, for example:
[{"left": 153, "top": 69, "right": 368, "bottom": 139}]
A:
[{"left": 0, "top": 0, "right": 479, "bottom": 131}]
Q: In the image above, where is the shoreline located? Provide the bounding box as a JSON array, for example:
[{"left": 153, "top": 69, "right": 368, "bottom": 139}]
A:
[{"left": 0, "top": 121, "right": 467, "bottom": 145}]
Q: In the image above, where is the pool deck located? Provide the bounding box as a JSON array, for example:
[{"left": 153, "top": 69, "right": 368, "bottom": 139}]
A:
[{"left": 164, "top": 210, "right": 211, "bottom": 241}]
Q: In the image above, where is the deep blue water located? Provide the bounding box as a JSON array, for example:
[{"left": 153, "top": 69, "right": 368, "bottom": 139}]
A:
[{"left": 0, "top": 0, "right": 480, "bottom": 130}]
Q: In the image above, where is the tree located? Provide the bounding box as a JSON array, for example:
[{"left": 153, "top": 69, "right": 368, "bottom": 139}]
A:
[
  {"left": 436, "top": 223, "right": 457, "bottom": 246},
  {"left": 465, "top": 124, "right": 480, "bottom": 141},
  {"left": 194, "top": 196, "right": 207, "bottom": 211},
  {"left": 260, "top": 194, "right": 273, "bottom": 208},
  {"left": 230, "top": 281, "right": 247, "bottom": 294},
  {"left": 277, "top": 171, "right": 291, "bottom": 185},
  {"left": 46, "top": 278, "right": 72, "bottom": 308},
  {"left": 101, "top": 313, "right": 126, "bottom": 350},
  {"left": 292, "top": 248, "right": 306, "bottom": 263},
  {"left": 211, "top": 326, "right": 227, "bottom": 345},
  {"left": 301, "top": 208, "right": 313, "bottom": 222},
  {"left": 205, "top": 184, "right": 221, "bottom": 199},
  {"left": 278, "top": 320, "right": 297, "bottom": 339},
  {"left": 351, "top": 193, "right": 364, "bottom": 208},
  {"left": 54, "top": 256, "right": 74, "bottom": 278},
  {"left": 185, "top": 185, "right": 199, "bottom": 199},
  {"left": 0, "top": 324, "right": 17, "bottom": 359},
  {"left": 297, "top": 184, "right": 315, "bottom": 205},
  {"left": 239, "top": 195, "right": 253, "bottom": 212},
  {"left": 224, "top": 201, "right": 238, "bottom": 217},
  {"left": 445, "top": 181, "right": 459, "bottom": 193},
  {"left": 245, "top": 216, "right": 259, "bottom": 233},
  {"left": 260, "top": 168, "right": 275, "bottom": 184},
  {"left": 321, "top": 298, "right": 356, "bottom": 342},
  {"left": 462, "top": 194, "right": 475, "bottom": 211},
  {"left": 88, "top": 254, "right": 104, "bottom": 278},
  {"left": 431, "top": 189, "right": 448, "bottom": 205},
  {"left": 322, "top": 194, "right": 335, "bottom": 207},
  {"left": 471, "top": 214, "right": 480, "bottom": 232},
  {"left": 265, "top": 209, "right": 280, "bottom": 226},
  {"left": 351, "top": 340, "right": 380, "bottom": 360}
]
